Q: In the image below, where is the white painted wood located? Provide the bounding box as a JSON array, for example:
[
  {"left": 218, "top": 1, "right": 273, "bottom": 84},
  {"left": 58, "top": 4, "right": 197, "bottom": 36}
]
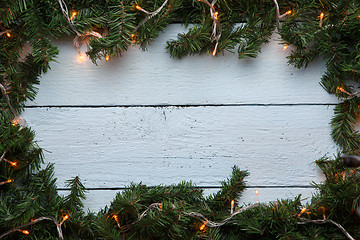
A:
[
  {"left": 22, "top": 106, "right": 337, "bottom": 189},
  {"left": 22, "top": 24, "right": 341, "bottom": 211},
  {"left": 26, "top": 24, "right": 338, "bottom": 106},
  {"left": 59, "top": 188, "right": 316, "bottom": 212}
]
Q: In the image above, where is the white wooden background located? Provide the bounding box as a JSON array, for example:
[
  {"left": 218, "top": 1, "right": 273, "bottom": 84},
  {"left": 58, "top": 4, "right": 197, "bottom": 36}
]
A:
[{"left": 23, "top": 24, "right": 339, "bottom": 212}]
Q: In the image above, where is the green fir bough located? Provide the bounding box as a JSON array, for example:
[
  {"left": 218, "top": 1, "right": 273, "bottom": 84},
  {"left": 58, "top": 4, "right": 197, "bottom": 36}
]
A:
[{"left": 1, "top": 0, "right": 360, "bottom": 239}]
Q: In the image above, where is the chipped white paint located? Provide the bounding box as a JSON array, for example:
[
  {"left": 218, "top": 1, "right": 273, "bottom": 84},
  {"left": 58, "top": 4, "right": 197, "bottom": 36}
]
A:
[{"left": 24, "top": 24, "right": 339, "bottom": 212}]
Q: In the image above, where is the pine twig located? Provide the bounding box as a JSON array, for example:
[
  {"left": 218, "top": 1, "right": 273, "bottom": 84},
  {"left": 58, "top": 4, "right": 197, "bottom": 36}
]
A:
[
  {"left": 0, "top": 216, "right": 65, "bottom": 240},
  {"left": 297, "top": 218, "right": 355, "bottom": 240}
]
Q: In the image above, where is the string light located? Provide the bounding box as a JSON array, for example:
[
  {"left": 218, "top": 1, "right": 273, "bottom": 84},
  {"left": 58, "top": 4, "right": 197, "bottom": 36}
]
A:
[
  {"left": 6, "top": 32, "right": 11, "bottom": 37},
  {"left": 78, "top": 54, "right": 85, "bottom": 62},
  {"left": 11, "top": 115, "right": 27, "bottom": 131},
  {"left": 198, "top": 0, "right": 221, "bottom": 57},
  {"left": 130, "top": 33, "right": 136, "bottom": 43},
  {"left": 0, "top": 216, "right": 65, "bottom": 239},
  {"left": 70, "top": 11, "right": 77, "bottom": 21},
  {"left": 337, "top": 86, "right": 345, "bottom": 93},
  {"left": 3, "top": 158, "right": 17, "bottom": 167},
  {"left": 105, "top": 55, "right": 110, "bottom": 61},
  {"left": 283, "top": 44, "right": 288, "bottom": 50},
  {"left": 212, "top": 48, "right": 217, "bottom": 56},
  {"left": 134, "top": 0, "right": 169, "bottom": 32},
  {"left": 12, "top": 116, "right": 24, "bottom": 126},
  {"left": 230, "top": 200, "right": 235, "bottom": 214},
  {"left": 0, "top": 179, "right": 14, "bottom": 185},
  {"left": 298, "top": 207, "right": 307, "bottom": 217},
  {"left": 212, "top": 41, "right": 219, "bottom": 56},
  {"left": 59, "top": 214, "right": 69, "bottom": 226},
  {"left": 112, "top": 214, "right": 121, "bottom": 228},
  {"left": 336, "top": 86, "right": 352, "bottom": 97},
  {"left": 279, "top": 9, "right": 292, "bottom": 19},
  {"left": 255, "top": 189, "right": 259, "bottom": 203},
  {"left": 199, "top": 220, "right": 208, "bottom": 231},
  {"left": 135, "top": 5, "right": 149, "bottom": 14},
  {"left": 319, "top": 12, "right": 324, "bottom": 27}
]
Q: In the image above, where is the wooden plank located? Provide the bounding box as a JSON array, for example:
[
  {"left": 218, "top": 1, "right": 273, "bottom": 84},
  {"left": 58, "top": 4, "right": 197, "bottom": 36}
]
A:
[
  {"left": 59, "top": 187, "right": 316, "bottom": 212},
  {"left": 22, "top": 105, "right": 337, "bottom": 188},
  {"left": 26, "top": 24, "right": 338, "bottom": 106}
]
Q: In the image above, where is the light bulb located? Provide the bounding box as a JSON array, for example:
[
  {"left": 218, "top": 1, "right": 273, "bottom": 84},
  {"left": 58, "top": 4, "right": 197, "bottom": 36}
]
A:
[
  {"left": 70, "top": 11, "right": 77, "bottom": 20},
  {"left": 212, "top": 48, "right": 217, "bottom": 56}
]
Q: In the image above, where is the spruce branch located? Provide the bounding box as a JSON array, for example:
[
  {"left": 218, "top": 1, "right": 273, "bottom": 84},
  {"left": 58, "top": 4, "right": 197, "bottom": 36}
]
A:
[{"left": 63, "top": 176, "right": 86, "bottom": 214}]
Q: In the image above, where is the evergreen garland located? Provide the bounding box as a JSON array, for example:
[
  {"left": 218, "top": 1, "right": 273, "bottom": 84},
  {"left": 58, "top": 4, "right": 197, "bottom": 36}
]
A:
[{"left": 1, "top": 0, "right": 360, "bottom": 239}]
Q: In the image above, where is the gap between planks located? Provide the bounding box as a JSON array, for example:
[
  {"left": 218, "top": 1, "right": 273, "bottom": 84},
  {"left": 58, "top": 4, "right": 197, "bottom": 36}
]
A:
[
  {"left": 25, "top": 103, "right": 337, "bottom": 108},
  {"left": 57, "top": 185, "right": 315, "bottom": 191}
]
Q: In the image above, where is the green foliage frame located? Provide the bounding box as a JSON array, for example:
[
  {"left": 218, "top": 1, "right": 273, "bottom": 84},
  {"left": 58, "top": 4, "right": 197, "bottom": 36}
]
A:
[{"left": 1, "top": 0, "right": 360, "bottom": 239}]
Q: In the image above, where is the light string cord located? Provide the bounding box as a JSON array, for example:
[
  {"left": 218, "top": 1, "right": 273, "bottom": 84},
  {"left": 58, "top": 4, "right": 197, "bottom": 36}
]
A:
[
  {"left": 57, "top": 0, "right": 103, "bottom": 56},
  {"left": 183, "top": 203, "right": 259, "bottom": 227},
  {"left": 0, "top": 83, "right": 27, "bottom": 131},
  {"left": 0, "top": 151, "right": 7, "bottom": 163},
  {"left": 73, "top": 31, "right": 103, "bottom": 56},
  {"left": 57, "top": 0, "right": 80, "bottom": 36},
  {"left": 114, "top": 202, "right": 258, "bottom": 232},
  {"left": 0, "top": 29, "right": 11, "bottom": 36},
  {"left": 134, "top": 0, "right": 169, "bottom": 32},
  {"left": 198, "top": 0, "right": 221, "bottom": 55},
  {"left": 0, "top": 216, "right": 67, "bottom": 240},
  {"left": 0, "top": 83, "right": 18, "bottom": 117},
  {"left": 115, "top": 203, "right": 162, "bottom": 232},
  {"left": 272, "top": 0, "right": 291, "bottom": 30},
  {"left": 297, "top": 218, "right": 355, "bottom": 240},
  {"left": 272, "top": 0, "right": 280, "bottom": 29},
  {"left": 336, "top": 87, "right": 360, "bottom": 101}
]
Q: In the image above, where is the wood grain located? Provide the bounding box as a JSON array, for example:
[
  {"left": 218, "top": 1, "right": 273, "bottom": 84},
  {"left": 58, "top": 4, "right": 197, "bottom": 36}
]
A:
[
  {"left": 23, "top": 106, "right": 337, "bottom": 188},
  {"left": 27, "top": 24, "right": 338, "bottom": 106}
]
